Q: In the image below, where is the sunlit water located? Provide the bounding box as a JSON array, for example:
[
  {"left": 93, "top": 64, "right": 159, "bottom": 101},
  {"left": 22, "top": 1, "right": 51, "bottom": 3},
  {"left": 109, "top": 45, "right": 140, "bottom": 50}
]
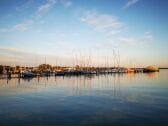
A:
[{"left": 0, "top": 70, "right": 168, "bottom": 126}]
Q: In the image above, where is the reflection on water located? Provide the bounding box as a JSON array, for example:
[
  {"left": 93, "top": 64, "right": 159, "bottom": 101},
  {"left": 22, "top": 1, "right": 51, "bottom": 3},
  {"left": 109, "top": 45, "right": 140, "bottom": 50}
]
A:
[{"left": 0, "top": 70, "right": 168, "bottom": 126}]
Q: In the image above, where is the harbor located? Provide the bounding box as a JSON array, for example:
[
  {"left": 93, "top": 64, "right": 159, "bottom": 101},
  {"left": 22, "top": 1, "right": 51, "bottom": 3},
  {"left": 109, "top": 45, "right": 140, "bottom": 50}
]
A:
[
  {"left": 0, "top": 0, "right": 167, "bottom": 125},
  {"left": 0, "top": 64, "right": 159, "bottom": 79}
]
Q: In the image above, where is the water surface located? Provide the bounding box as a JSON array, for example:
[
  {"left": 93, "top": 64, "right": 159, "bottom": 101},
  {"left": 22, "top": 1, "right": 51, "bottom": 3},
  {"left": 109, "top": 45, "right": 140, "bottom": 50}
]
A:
[{"left": 0, "top": 70, "right": 168, "bottom": 126}]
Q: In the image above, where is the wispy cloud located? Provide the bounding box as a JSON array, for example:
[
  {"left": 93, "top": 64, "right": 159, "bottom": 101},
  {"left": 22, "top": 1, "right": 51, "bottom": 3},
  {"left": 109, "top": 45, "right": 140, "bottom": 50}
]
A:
[
  {"left": 0, "top": 20, "right": 33, "bottom": 32},
  {"left": 0, "top": 0, "right": 57, "bottom": 33},
  {"left": 80, "top": 10, "right": 124, "bottom": 36},
  {"left": 0, "top": 47, "right": 75, "bottom": 66},
  {"left": 0, "top": 47, "right": 37, "bottom": 65},
  {"left": 13, "top": 20, "right": 34, "bottom": 31},
  {"left": 47, "top": 40, "right": 76, "bottom": 52},
  {"left": 119, "top": 32, "right": 153, "bottom": 45},
  {"left": 124, "top": 0, "right": 139, "bottom": 9},
  {"left": 0, "top": 0, "right": 73, "bottom": 33},
  {"left": 37, "top": 0, "right": 72, "bottom": 14},
  {"left": 91, "top": 39, "right": 119, "bottom": 50},
  {"left": 80, "top": 10, "right": 153, "bottom": 49},
  {"left": 37, "top": 0, "right": 57, "bottom": 17},
  {"left": 0, "top": 47, "right": 36, "bottom": 56},
  {"left": 60, "top": 0, "right": 72, "bottom": 8}
]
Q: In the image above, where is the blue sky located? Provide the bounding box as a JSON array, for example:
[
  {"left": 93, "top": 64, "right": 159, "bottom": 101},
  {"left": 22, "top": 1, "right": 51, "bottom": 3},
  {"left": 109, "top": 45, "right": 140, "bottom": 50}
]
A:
[{"left": 0, "top": 0, "right": 168, "bottom": 67}]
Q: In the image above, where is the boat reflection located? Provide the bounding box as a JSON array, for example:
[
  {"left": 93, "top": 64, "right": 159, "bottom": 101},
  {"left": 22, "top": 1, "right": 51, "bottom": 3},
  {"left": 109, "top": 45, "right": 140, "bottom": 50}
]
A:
[
  {"left": 145, "top": 72, "right": 159, "bottom": 79},
  {"left": 0, "top": 72, "right": 160, "bottom": 97}
]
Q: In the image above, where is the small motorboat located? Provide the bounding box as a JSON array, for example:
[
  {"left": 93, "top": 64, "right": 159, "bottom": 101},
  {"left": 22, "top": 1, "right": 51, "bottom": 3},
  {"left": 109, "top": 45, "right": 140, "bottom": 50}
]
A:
[{"left": 22, "top": 70, "right": 34, "bottom": 77}]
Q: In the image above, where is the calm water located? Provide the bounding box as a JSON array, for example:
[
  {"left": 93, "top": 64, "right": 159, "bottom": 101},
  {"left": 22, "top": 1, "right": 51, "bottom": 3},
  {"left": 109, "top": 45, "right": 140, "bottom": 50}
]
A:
[{"left": 0, "top": 70, "right": 168, "bottom": 126}]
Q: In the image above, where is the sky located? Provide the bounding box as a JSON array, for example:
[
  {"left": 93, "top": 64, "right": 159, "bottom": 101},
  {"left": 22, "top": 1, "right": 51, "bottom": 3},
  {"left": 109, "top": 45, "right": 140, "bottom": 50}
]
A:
[{"left": 0, "top": 0, "right": 168, "bottom": 67}]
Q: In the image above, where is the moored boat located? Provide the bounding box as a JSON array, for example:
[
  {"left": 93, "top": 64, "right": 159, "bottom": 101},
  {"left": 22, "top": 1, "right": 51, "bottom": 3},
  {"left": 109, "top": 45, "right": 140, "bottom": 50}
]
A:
[
  {"left": 22, "top": 70, "right": 34, "bottom": 77},
  {"left": 127, "top": 68, "right": 134, "bottom": 73},
  {"left": 143, "top": 66, "right": 159, "bottom": 72}
]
